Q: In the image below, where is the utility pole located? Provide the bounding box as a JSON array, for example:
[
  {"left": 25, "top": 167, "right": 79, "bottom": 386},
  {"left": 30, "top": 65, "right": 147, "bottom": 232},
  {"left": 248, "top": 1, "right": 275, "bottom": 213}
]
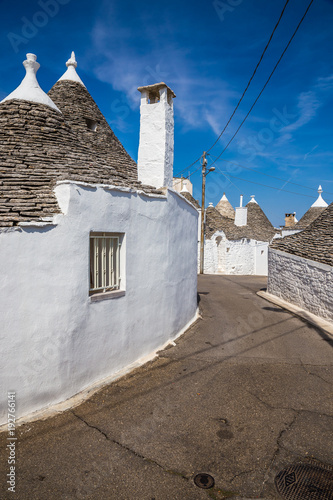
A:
[
  {"left": 199, "top": 152, "right": 215, "bottom": 275},
  {"left": 199, "top": 152, "right": 207, "bottom": 274}
]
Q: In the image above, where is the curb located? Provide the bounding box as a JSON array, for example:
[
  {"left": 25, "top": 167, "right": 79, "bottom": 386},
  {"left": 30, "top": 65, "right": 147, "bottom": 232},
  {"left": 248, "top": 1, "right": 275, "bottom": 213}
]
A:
[{"left": 257, "top": 290, "right": 333, "bottom": 338}]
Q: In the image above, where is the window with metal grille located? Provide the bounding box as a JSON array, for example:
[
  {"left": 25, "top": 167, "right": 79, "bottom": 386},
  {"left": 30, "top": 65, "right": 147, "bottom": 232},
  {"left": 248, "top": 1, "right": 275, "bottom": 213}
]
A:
[{"left": 89, "top": 233, "right": 122, "bottom": 295}]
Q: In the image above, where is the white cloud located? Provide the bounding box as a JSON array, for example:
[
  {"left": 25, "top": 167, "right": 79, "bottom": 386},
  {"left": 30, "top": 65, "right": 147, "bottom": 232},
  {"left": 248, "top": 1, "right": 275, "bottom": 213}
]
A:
[
  {"left": 283, "top": 90, "right": 321, "bottom": 133},
  {"left": 281, "top": 74, "right": 333, "bottom": 134},
  {"left": 88, "top": 16, "right": 237, "bottom": 135}
]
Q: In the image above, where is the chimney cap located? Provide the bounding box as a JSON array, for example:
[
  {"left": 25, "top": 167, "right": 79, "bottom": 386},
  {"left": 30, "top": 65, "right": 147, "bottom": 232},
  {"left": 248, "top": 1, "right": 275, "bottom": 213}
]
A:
[{"left": 137, "top": 82, "right": 176, "bottom": 98}]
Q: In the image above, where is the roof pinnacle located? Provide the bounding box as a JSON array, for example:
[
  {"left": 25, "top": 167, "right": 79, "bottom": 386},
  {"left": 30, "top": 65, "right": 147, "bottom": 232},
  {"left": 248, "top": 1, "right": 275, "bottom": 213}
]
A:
[
  {"left": 249, "top": 195, "right": 258, "bottom": 204},
  {"left": 180, "top": 183, "right": 190, "bottom": 193},
  {"left": 311, "top": 185, "right": 328, "bottom": 208},
  {"left": 1, "top": 53, "right": 60, "bottom": 112},
  {"left": 58, "top": 51, "right": 86, "bottom": 88},
  {"left": 66, "top": 51, "right": 77, "bottom": 68}
]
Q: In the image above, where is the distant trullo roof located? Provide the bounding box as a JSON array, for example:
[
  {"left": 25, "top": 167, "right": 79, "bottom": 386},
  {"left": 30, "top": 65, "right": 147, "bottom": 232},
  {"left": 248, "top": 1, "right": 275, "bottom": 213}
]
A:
[
  {"left": 206, "top": 195, "right": 276, "bottom": 242},
  {"left": 270, "top": 202, "right": 333, "bottom": 267},
  {"left": 215, "top": 193, "right": 235, "bottom": 219},
  {"left": 0, "top": 52, "right": 160, "bottom": 228},
  {"left": 295, "top": 185, "right": 328, "bottom": 229},
  {"left": 179, "top": 183, "right": 200, "bottom": 209}
]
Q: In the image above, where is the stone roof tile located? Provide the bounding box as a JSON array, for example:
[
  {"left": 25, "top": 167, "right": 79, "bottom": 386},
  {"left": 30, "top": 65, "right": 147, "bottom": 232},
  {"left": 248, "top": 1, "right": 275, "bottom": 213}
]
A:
[
  {"left": 48, "top": 80, "right": 138, "bottom": 183},
  {"left": 270, "top": 202, "right": 333, "bottom": 266},
  {"left": 295, "top": 206, "right": 326, "bottom": 229},
  {"left": 0, "top": 98, "right": 161, "bottom": 227},
  {"left": 180, "top": 191, "right": 200, "bottom": 209},
  {"left": 215, "top": 193, "right": 235, "bottom": 219}
]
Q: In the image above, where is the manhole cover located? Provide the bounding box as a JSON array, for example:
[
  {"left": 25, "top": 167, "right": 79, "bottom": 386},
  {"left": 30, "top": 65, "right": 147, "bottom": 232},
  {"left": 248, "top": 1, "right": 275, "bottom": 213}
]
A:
[
  {"left": 194, "top": 473, "right": 215, "bottom": 489},
  {"left": 275, "top": 463, "right": 333, "bottom": 499}
]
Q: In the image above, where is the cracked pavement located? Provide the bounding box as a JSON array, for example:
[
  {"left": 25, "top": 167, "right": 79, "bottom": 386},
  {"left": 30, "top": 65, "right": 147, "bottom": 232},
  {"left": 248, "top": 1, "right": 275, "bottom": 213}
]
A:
[{"left": 1, "top": 275, "right": 332, "bottom": 499}]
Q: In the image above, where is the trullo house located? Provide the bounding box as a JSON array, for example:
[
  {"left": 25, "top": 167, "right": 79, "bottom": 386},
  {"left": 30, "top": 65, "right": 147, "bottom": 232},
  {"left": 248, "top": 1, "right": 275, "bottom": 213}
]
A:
[
  {"left": 267, "top": 202, "right": 333, "bottom": 321},
  {"left": 0, "top": 53, "right": 198, "bottom": 425}
]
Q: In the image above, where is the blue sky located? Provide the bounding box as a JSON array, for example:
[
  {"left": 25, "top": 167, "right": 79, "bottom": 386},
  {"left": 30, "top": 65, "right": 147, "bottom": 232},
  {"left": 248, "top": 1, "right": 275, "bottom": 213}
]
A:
[{"left": 1, "top": 0, "right": 332, "bottom": 226}]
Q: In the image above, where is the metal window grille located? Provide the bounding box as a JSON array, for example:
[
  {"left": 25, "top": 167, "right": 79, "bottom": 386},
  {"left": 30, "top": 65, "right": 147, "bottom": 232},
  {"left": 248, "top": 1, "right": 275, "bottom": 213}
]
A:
[{"left": 90, "top": 234, "right": 121, "bottom": 294}]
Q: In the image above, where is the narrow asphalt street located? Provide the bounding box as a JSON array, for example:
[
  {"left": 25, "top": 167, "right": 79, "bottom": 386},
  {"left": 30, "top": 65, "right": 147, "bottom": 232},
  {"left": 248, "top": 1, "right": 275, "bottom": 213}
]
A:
[{"left": 1, "top": 275, "right": 332, "bottom": 499}]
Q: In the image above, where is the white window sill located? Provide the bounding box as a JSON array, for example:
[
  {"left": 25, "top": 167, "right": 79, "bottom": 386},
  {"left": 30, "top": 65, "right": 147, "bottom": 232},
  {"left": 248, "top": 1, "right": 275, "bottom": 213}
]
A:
[{"left": 90, "top": 290, "right": 126, "bottom": 302}]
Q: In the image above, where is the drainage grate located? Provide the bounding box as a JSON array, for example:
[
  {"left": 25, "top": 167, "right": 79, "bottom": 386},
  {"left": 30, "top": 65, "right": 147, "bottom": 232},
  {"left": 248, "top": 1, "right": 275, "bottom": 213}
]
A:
[
  {"left": 194, "top": 473, "right": 215, "bottom": 489},
  {"left": 275, "top": 463, "right": 333, "bottom": 499}
]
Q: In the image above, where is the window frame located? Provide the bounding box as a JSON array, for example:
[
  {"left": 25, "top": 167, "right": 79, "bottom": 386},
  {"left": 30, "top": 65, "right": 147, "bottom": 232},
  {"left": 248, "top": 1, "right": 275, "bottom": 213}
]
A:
[{"left": 89, "top": 232, "right": 124, "bottom": 297}]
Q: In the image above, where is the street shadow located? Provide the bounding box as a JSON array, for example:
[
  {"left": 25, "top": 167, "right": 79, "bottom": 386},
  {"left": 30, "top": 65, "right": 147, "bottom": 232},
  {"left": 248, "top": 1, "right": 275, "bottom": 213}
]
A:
[{"left": 262, "top": 306, "right": 287, "bottom": 313}]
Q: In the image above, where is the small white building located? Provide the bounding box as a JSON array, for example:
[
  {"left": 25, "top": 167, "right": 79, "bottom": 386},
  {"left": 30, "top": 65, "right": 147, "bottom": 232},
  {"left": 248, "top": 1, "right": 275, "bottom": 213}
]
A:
[
  {"left": 203, "top": 194, "right": 277, "bottom": 275},
  {"left": 0, "top": 54, "right": 198, "bottom": 425},
  {"left": 268, "top": 202, "right": 333, "bottom": 321}
]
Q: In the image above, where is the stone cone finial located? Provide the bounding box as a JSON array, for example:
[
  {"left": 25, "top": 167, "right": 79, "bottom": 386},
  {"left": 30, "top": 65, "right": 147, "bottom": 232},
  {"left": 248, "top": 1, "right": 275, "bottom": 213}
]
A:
[
  {"left": 249, "top": 195, "right": 258, "bottom": 204},
  {"left": 66, "top": 51, "right": 77, "bottom": 68},
  {"left": 23, "top": 53, "right": 40, "bottom": 79},
  {"left": 311, "top": 185, "right": 328, "bottom": 208},
  {"left": 1, "top": 53, "right": 60, "bottom": 112},
  {"left": 58, "top": 51, "right": 86, "bottom": 88}
]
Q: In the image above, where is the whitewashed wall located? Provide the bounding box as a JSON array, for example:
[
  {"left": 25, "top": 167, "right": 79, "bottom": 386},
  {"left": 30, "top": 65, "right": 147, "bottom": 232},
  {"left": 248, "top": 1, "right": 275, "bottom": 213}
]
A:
[
  {"left": 0, "top": 183, "right": 198, "bottom": 424},
  {"left": 268, "top": 248, "right": 333, "bottom": 321},
  {"left": 203, "top": 232, "right": 268, "bottom": 275}
]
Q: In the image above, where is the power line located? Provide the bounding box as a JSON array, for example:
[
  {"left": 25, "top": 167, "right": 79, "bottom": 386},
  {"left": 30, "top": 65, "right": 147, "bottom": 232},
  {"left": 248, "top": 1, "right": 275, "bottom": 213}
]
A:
[
  {"left": 172, "top": 163, "right": 203, "bottom": 189},
  {"left": 210, "top": 156, "right": 333, "bottom": 196},
  {"left": 214, "top": 169, "right": 242, "bottom": 194},
  {"left": 209, "top": 0, "right": 315, "bottom": 169},
  {"left": 175, "top": 0, "right": 291, "bottom": 178},
  {"left": 214, "top": 166, "right": 332, "bottom": 201},
  {"left": 207, "top": 0, "right": 291, "bottom": 153},
  {"left": 174, "top": 156, "right": 202, "bottom": 178}
]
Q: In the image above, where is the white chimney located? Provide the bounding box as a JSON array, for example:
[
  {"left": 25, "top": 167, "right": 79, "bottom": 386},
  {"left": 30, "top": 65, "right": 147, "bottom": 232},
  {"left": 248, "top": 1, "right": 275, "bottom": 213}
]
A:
[
  {"left": 235, "top": 194, "right": 247, "bottom": 226},
  {"left": 137, "top": 82, "right": 176, "bottom": 189}
]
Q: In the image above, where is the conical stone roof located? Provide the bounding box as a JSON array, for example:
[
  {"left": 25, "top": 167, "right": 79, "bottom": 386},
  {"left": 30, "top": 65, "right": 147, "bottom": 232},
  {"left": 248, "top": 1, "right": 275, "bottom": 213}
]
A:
[
  {"left": 215, "top": 193, "right": 235, "bottom": 219},
  {"left": 246, "top": 200, "right": 276, "bottom": 240},
  {"left": 295, "top": 186, "right": 328, "bottom": 229},
  {"left": 271, "top": 202, "right": 333, "bottom": 267},
  {"left": 0, "top": 54, "right": 161, "bottom": 228},
  {"left": 205, "top": 196, "right": 276, "bottom": 242},
  {"left": 48, "top": 78, "right": 137, "bottom": 183}
]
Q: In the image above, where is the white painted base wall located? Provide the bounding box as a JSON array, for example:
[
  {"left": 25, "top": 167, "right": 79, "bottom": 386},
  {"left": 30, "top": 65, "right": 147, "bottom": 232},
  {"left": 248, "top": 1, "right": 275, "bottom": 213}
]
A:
[
  {"left": 202, "top": 231, "right": 268, "bottom": 275},
  {"left": 267, "top": 248, "right": 333, "bottom": 321},
  {"left": 0, "top": 184, "right": 198, "bottom": 425}
]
